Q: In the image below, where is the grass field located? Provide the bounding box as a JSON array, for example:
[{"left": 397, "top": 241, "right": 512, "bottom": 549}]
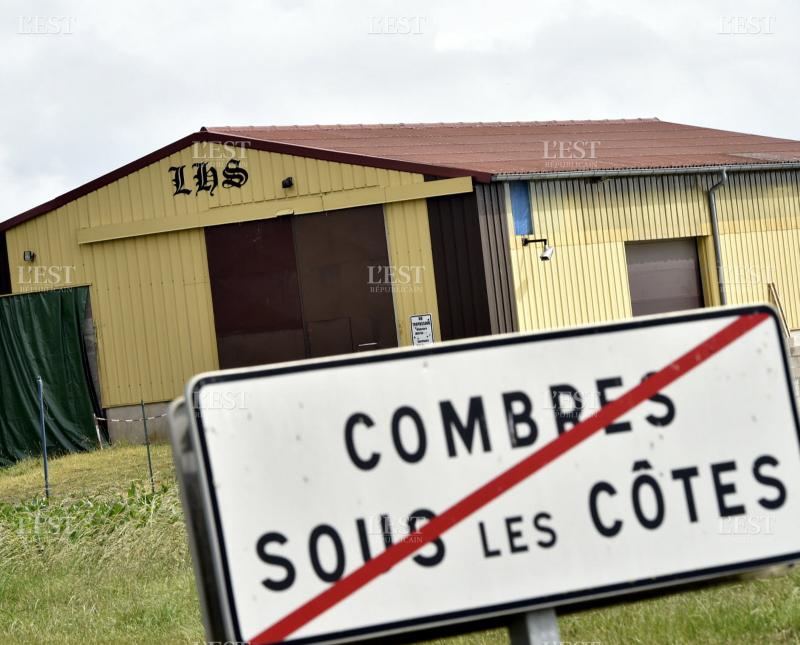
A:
[{"left": 1, "top": 445, "right": 798, "bottom": 644}]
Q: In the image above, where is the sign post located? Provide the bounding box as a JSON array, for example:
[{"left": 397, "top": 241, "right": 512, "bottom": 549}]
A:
[
  {"left": 169, "top": 306, "right": 800, "bottom": 644},
  {"left": 509, "top": 608, "right": 560, "bottom": 645}
]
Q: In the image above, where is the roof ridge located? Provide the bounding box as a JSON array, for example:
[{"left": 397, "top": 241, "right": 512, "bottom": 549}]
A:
[{"left": 207, "top": 118, "right": 663, "bottom": 131}]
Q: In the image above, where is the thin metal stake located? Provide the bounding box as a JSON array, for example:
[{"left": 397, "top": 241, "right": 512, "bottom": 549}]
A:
[
  {"left": 92, "top": 413, "right": 104, "bottom": 449},
  {"left": 141, "top": 399, "right": 155, "bottom": 494},
  {"left": 36, "top": 376, "right": 50, "bottom": 499},
  {"left": 509, "top": 608, "right": 560, "bottom": 645}
]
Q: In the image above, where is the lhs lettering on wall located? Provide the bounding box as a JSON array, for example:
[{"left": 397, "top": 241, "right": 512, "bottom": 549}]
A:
[{"left": 169, "top": 160, "right": 249, "bottom": 197}]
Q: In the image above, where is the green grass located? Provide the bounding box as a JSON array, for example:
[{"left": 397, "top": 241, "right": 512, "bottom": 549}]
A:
[
  {"left": 1, "top": 446, "right": 798, "bottom": 644},
  {"left": 0, "top": 446, "right": 203, "bottom": 643}
]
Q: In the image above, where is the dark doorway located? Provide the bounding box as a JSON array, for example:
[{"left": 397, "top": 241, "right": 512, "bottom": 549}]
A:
[
  {"left": 625, "top": 238, "right": 705, "bottom": 316},
  {"left": 205, "top": 205, "right": 397, "bottom": 368}
]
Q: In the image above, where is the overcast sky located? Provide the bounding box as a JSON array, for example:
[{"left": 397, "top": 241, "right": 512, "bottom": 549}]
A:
[{"left": 1, "top": 0, "right": 798, "bottom": 222}]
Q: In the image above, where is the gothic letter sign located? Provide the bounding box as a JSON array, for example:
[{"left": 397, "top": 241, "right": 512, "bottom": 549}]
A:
[
  {"left": 222, "top": 159, "right": 249, "bottom": 189},
  {"left": 169, "top": 159, "right": 249, "bottom": 197},
  {"left": 169, "top": 166, "right": 192, "bottom": 196}
]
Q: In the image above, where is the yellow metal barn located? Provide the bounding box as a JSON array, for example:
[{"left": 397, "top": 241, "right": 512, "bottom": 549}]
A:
[{"left": 2, "top": 119, "right": 800, "bottom": 428}]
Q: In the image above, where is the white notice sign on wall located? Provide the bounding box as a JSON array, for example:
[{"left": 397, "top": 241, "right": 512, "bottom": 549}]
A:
[{"left": 410, "top": 313, "right": 434, "bottom": 346}]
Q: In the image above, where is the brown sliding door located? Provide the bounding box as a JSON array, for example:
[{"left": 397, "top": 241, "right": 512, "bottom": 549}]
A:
[{"left": 205, "top": 205, "right": 397, "bottom": 369}]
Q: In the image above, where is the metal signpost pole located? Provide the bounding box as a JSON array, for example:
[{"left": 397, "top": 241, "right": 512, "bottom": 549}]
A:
[
  {"left": 509, "top": 608, "right": 560, "bottom": 645},
  {"left": 36, "top": 376, "right": 49, "bottom": 499}
]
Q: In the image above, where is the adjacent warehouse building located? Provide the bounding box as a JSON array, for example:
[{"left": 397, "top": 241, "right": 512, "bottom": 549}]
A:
[{"left": 2, "top": 118, "right": 800, "bottom": 429}]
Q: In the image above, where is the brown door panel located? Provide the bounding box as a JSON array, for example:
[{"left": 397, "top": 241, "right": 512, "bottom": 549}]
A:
[
  {"left": 307, "top": 318, "right": 353, "bottom": 358},
  {"left": 205, "top": 218, "right": 306, "bottom": 368},
  {"left": 293, "top": 207, "right": 397, "bottom": 355},
  {"left": 217, "top": 329, "right": 307, "bottom": 368}
]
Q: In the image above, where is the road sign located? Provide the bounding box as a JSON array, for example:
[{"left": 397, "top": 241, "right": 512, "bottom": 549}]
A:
[{"left": 169, "top": 306, "right": 800, "bottom": 644}]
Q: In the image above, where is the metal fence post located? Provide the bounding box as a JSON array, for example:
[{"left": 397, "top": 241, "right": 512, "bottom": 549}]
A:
[
  {"left": 92, "top": 413, "right": 104, "bottom": 449},
  {"left": 36, "top": 376, "right": 50, "bottom": 499},
  {"left": 141, "top": 399, "right": 155, "bottom": 494}
]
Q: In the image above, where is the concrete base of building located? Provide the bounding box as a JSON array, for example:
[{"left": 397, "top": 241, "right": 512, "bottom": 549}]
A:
[{"left": 106, "top": 401, "right": 171, "bottom": 445}]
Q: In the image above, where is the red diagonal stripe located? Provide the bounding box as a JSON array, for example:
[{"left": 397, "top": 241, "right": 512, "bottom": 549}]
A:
[{"left": 250, "top": 312, "right": 769, "bottom": 644}]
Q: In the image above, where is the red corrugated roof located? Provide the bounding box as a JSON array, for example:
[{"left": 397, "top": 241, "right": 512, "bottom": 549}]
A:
[
  {"left": 4, "top": 119, "right": 800, "bottom": 233},
  {"left": 208, "top": 119, "right": 800, "bottom": 175}
]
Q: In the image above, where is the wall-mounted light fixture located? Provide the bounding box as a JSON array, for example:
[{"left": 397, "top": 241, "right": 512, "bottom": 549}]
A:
[
  {"left": 521, "top": 237, "right": 555, "bottom": 262},
  {"left": 281, "top": 176, "right": 294, "bottom": 189},
  {"left": 23, "top": 250, "right": 36, "bottom": 262}
]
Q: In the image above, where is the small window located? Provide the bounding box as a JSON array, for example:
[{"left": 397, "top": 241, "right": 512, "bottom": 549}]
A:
[{"left": 509, "top": 181, "right": 533, "bottom": 236}]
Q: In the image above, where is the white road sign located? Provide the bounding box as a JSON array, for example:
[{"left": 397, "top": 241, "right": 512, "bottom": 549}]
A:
[{"left": 170, "top": 306, "right": 800, "bottom": 644}]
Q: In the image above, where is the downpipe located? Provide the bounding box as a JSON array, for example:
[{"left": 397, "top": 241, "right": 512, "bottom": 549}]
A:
[{"left": 708, "top": 169, "right": 728, "bottom": 306}]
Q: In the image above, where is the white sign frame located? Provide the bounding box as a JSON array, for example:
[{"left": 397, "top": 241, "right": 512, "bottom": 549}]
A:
[{"left": 169, "top": 305, "right": 800, "bottom": 644}]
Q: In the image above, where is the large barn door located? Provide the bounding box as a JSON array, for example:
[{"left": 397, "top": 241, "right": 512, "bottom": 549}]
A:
[{"left": 205, "top": 205, "right": 397, "bottom": 368}]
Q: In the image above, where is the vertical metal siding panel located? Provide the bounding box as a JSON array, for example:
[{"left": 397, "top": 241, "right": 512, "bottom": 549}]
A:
[
  {"left": 564, "top": 180, "right": 587, "bottom": 324},
  {"left": 475, "top": 188, "right": 498, "bottom": 333},
  {"left": 481, "top": 186, "right": 500, "bottom": 330},
  {"left": 237, "top": 155, "right": 255, "bottom": 206},
  {"left": 492, "top": 184, "right": 512, "bottom": 331},
  {"left": 727, "top": 174, "right": 746, "bottom": 305},
  {"left": 598, "top": 182, "right": 621, "bottom": 317},
  {"left": 559, "top": 181, "right": 580, "bottom": 325},
  {"left": 492, "top": 183, "right": 517, "bottom": 331},
  {"left": 476, "top": 184, "right": 515, "bottom": 334},
  {"left": 130, "top": 171, "right": 145, "bottom": 223},
  {"left": 248, "top": 151, "right": 265, "bottom": 203},
  {"left": 614, "top": 180, "right": 634, "bottom": 314},
  {"left": 553, "top": 180, "right": 571, "bottom": 325},
  {"left": 606, "top": 181, "right": 628, "bottom": 317},
  {"left": 505, "top": 189, "right": 527, "bottom": 330},
  {"left": 319, "top": 157, "right": 333, "bottom": 193},
  {"left": 280, "top": 155, "right": 298, "bottom": 195},
  {"left": 536, "top": 182, "right": 555, "bottom": 327},
  {"left": 780, "top": 174, "right": 800, "bottom": 326},
  {"left": 352, "top": 164, "right": 366, "bottom": 189},
  {"left": 576, "top": 180, "right": 600, "bottom": 323},
  {"left": 384, "top": 199, "right": 441, "bottom": 345},
  {"left": 341, "top": 162, "right": 355, "bottom": 191},
  {"left": 426, "top": 192, "right": 491, "bottom": 339},
  {"left": 259, "top": 153, "right": 277, "bottom": 200},
  {"left": 274, "top": 154, "right": 291, "bottom": 195}
]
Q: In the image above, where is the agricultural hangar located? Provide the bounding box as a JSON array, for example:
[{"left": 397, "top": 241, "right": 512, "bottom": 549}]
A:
[{"left": 3, "top": 118, "right": 800, "bottom": 445}]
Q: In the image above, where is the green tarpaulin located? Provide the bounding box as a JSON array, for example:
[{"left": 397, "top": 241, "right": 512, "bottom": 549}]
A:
[{"left": 0, "top": 286, "right": 100, "bottom": 466}]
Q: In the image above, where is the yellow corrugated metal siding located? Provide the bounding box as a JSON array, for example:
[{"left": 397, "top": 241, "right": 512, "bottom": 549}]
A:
[
  {"left": 509, "top": 171, "right": 800, "bottom": 332},
  {"left": 717, "top": 171, "right": 800, "bottom": 328},
  {"left": 7, "top": 209, "right": 218, "bottom": 408},
  {"left": 6, "top": 147, "right": 442, "bottom": 407},
  {"left": 383, "top": 169, "right": 441, "bottom": 344}
]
